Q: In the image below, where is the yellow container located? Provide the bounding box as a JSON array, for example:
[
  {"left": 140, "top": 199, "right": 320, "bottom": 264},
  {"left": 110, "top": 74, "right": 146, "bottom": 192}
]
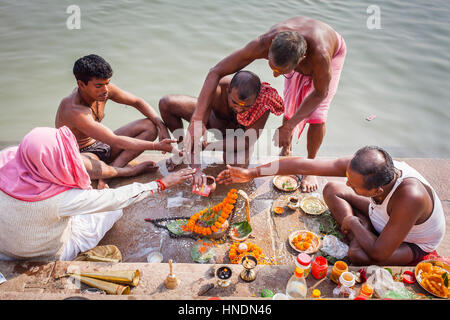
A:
[{"left": 330, "top": 261, "right": 348, "bottom": 284}]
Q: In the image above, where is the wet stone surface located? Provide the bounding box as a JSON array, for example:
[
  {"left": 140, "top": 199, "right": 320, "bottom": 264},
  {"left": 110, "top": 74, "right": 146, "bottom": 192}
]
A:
[
  {"left": 100, "top": 154, "right": 333, "bottom": 266},
  {"left": 0, "top": 155, "right": 448, "bottom": 300}
]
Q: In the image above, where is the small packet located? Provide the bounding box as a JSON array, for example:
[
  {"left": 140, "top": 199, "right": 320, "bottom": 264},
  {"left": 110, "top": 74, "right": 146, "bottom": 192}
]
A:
[
  {"left": 192, "top": 184, "right": 211, "bottom": 197},
  {"left": 333, "top": 284, "right": 356, "bottom": 299}
]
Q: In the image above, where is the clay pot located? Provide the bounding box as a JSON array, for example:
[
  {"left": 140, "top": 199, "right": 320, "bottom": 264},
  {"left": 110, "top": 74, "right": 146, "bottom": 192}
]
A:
[{"left": 206, "top": 175, "right": 217, "bottom": 194}]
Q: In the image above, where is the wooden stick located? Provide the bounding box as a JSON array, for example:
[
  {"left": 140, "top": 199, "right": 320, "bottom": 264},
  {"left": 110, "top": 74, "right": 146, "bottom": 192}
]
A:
[{"left": 310, "top": 276, "right": 328, "bottom": 291}]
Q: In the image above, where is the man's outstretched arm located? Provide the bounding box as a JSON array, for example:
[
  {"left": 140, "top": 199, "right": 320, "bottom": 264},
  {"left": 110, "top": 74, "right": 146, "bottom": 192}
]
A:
[
  {"left": 71, "top": 107, "right": 176, "bottom": 153},
  {"left": 217, "top": 156, "right": 351, "bottom": 185}
]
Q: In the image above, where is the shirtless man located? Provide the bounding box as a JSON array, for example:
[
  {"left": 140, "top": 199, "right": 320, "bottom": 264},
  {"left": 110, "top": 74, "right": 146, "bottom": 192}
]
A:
[
  {"left": 217, "top": 146, "right": 446, "bottom": 266},
  {"left": 56, "top": 54, "right": 178, "bottom": 187},
  {"left": 186, "top": 17, "right": 347, "bottom": 192},
  {"left": 159, "top": 70, "right": 284, "bottom": 182}
]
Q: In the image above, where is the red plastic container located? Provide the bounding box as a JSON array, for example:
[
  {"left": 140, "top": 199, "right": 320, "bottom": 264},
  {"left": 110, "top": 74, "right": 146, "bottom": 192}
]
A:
[
  {"left": 311, "top": 256, "right": 328, "bottom": 280},
  {"left": 402, "top": 270, "right": 416, "bottom": 284}
]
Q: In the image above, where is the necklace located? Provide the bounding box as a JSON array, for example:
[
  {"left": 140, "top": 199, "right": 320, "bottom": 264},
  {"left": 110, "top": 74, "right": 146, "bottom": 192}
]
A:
[
  {"left": 77, "top": 88, "right": 100, "bottom": 121},
  {"left": 91, "top": 101, "right": 100, "bottom": 121}
]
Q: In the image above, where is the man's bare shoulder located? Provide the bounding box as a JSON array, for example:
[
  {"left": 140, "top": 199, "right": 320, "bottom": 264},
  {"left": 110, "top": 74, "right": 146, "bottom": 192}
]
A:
[
  {"left": 272, "top": 16, "right": 337, "bottom": 57},
  {"left": 396, "top": 178, "right": 431, "bottom": 203},
  {"left": 57, "top": 91, "right": 91, "bottom": 122},
  {"left": 268, "top": 16, "right": 318, "bottom": 34},
  {"left": 245, "top": 20, "right": 302, "bottom": 55},
  {"left": 389, "top": 178, "right": 430, "bottom": 217}
]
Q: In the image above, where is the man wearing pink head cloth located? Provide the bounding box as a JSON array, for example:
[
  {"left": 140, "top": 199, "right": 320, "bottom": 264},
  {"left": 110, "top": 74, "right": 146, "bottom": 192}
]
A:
[{"left": 0, "top": 126, "right": 195, "bottom": 261}]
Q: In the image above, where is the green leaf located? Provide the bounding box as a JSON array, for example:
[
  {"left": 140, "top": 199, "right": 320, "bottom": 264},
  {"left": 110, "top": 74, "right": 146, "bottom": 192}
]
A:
[
  {"left": 166, "top": 219, "right": 189, "bottom": 236},
  {"left": 231, "top": 221, "right": 252, "bottom": 238},
  {"left": 443, "top": 272, "right": 449, "bottom": 287},
  {"left": 190, "top": 239, "right": 215, "bottom": 263}
]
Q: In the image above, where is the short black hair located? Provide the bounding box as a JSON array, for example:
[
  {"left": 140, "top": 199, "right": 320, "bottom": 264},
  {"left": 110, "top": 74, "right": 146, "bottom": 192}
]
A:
[
  {"left": 229, "top": 70, "right": 261, "bottom": 101},
  {"left": 269, "top": 31, "right": 307, "bottom": 68},
  {"left": 350, "top": 146, "right": 395, "bottom": 189},
  {"left": 73, "top": 54, "right": 113, "bottom": 85}
]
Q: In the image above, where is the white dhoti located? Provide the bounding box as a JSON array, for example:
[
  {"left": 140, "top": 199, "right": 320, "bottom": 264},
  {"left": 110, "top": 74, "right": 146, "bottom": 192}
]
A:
[{"left": 61, "top": 209, "right": 124, "bottom": 261}]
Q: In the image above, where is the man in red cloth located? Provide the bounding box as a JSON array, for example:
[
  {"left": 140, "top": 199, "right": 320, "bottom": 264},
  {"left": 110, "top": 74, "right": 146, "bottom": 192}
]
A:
[{"left": 159, "top": 70, "right": 284, "bottom": 176}]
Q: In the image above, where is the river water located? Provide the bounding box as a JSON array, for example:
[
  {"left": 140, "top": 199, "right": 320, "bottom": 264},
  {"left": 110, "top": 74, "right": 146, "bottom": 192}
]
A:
[{"left": 0, "top": 0, "right": 449, "bottom": 158}]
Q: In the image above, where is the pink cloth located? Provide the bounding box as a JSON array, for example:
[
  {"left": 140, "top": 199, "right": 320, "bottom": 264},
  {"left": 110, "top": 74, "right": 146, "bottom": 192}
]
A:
[
  {"left": 283, "top": 31, "right": 347, "bottom": 139},
  {"left": 0, "top": 126, "right": 91, "bottom": 202},
  {"left": 409, "top": 250, "right": 450, "bottom": 267}
]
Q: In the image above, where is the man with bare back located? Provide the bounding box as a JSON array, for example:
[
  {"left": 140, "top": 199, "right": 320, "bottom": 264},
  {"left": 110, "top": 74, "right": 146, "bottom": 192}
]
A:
[
  {"left": 55, "top": 54, "right": 178, "bottom": 187},
  {"left": 186, "top": 16, "right": 346, "bottom": 193}
]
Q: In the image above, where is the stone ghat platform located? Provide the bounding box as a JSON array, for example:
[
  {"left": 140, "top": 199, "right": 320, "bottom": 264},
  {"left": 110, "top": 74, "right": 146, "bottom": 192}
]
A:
[
  {"left": 0, "top": 154, "right": 449, "bottom": 300},
  {"left": 0, "top": 261, "right": 429, "bottom": 300}
]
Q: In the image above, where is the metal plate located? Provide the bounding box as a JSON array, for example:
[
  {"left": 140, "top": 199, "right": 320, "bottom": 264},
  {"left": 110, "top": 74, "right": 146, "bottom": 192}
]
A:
[
  {"left": 299, "top": 196, "right": 328, "bottom": 215},
  {"left": 272, "top": 175, "right": 301, "bottom": 192},
  {"left": 288, "top": 230, "right": 322, "bottom": 254},
  {"left": 415, "top": 260, "right": 450, "bottom": 299}
]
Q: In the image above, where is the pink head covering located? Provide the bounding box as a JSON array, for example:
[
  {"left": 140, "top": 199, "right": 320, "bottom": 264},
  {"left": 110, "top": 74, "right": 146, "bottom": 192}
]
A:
[{"left": 0, "top": 126, "right": 91, "bottom": 202}]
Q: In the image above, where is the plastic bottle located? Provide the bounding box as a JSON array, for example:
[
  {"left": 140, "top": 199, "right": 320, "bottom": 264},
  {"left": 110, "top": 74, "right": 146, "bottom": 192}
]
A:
[
  {"left": 286, "top": 267, "right": 308, "bottom": 300},
  {"left": 311, "top": 256, "right": 328, "bottom": 280},
  {"left": 295, "top": 253, "right": 312, "bottom": 278}
]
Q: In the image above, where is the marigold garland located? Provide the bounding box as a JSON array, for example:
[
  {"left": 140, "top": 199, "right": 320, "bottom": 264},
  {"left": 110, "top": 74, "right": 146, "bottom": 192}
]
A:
[{"left": 181, "top": 189, "right": 238, "bottom": 236}]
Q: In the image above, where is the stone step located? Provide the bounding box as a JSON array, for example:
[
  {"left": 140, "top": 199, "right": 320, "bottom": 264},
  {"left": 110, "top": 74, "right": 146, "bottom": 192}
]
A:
[{"left": 0, "top": 260, "right": 426, "bottom": 300}]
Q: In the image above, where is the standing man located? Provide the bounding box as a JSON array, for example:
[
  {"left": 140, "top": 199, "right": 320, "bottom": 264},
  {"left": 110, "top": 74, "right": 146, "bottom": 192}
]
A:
[
  {"left": 186, "top": 16, "right": 346, "bottom": 192},
  {"left": 56, "top": 54, "right": 178, "bottom": 187}
]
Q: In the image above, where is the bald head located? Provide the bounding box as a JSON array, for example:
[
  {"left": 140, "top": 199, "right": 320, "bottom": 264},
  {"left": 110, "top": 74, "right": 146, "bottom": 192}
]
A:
[
  {"left": 229, "top": 70, "right": 261, "bottom": 101},
  {"left": 350, "top": 146, "right": 395, "bottom": 189}
]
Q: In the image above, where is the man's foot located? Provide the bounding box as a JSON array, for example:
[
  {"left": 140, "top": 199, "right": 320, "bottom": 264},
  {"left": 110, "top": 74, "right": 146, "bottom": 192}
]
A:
[
  {"left": 300, "top": 175, "right": 319, "bottom": 193},
  {"left": 132, "top": 161, "right": 159, "bottom": 175}
]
